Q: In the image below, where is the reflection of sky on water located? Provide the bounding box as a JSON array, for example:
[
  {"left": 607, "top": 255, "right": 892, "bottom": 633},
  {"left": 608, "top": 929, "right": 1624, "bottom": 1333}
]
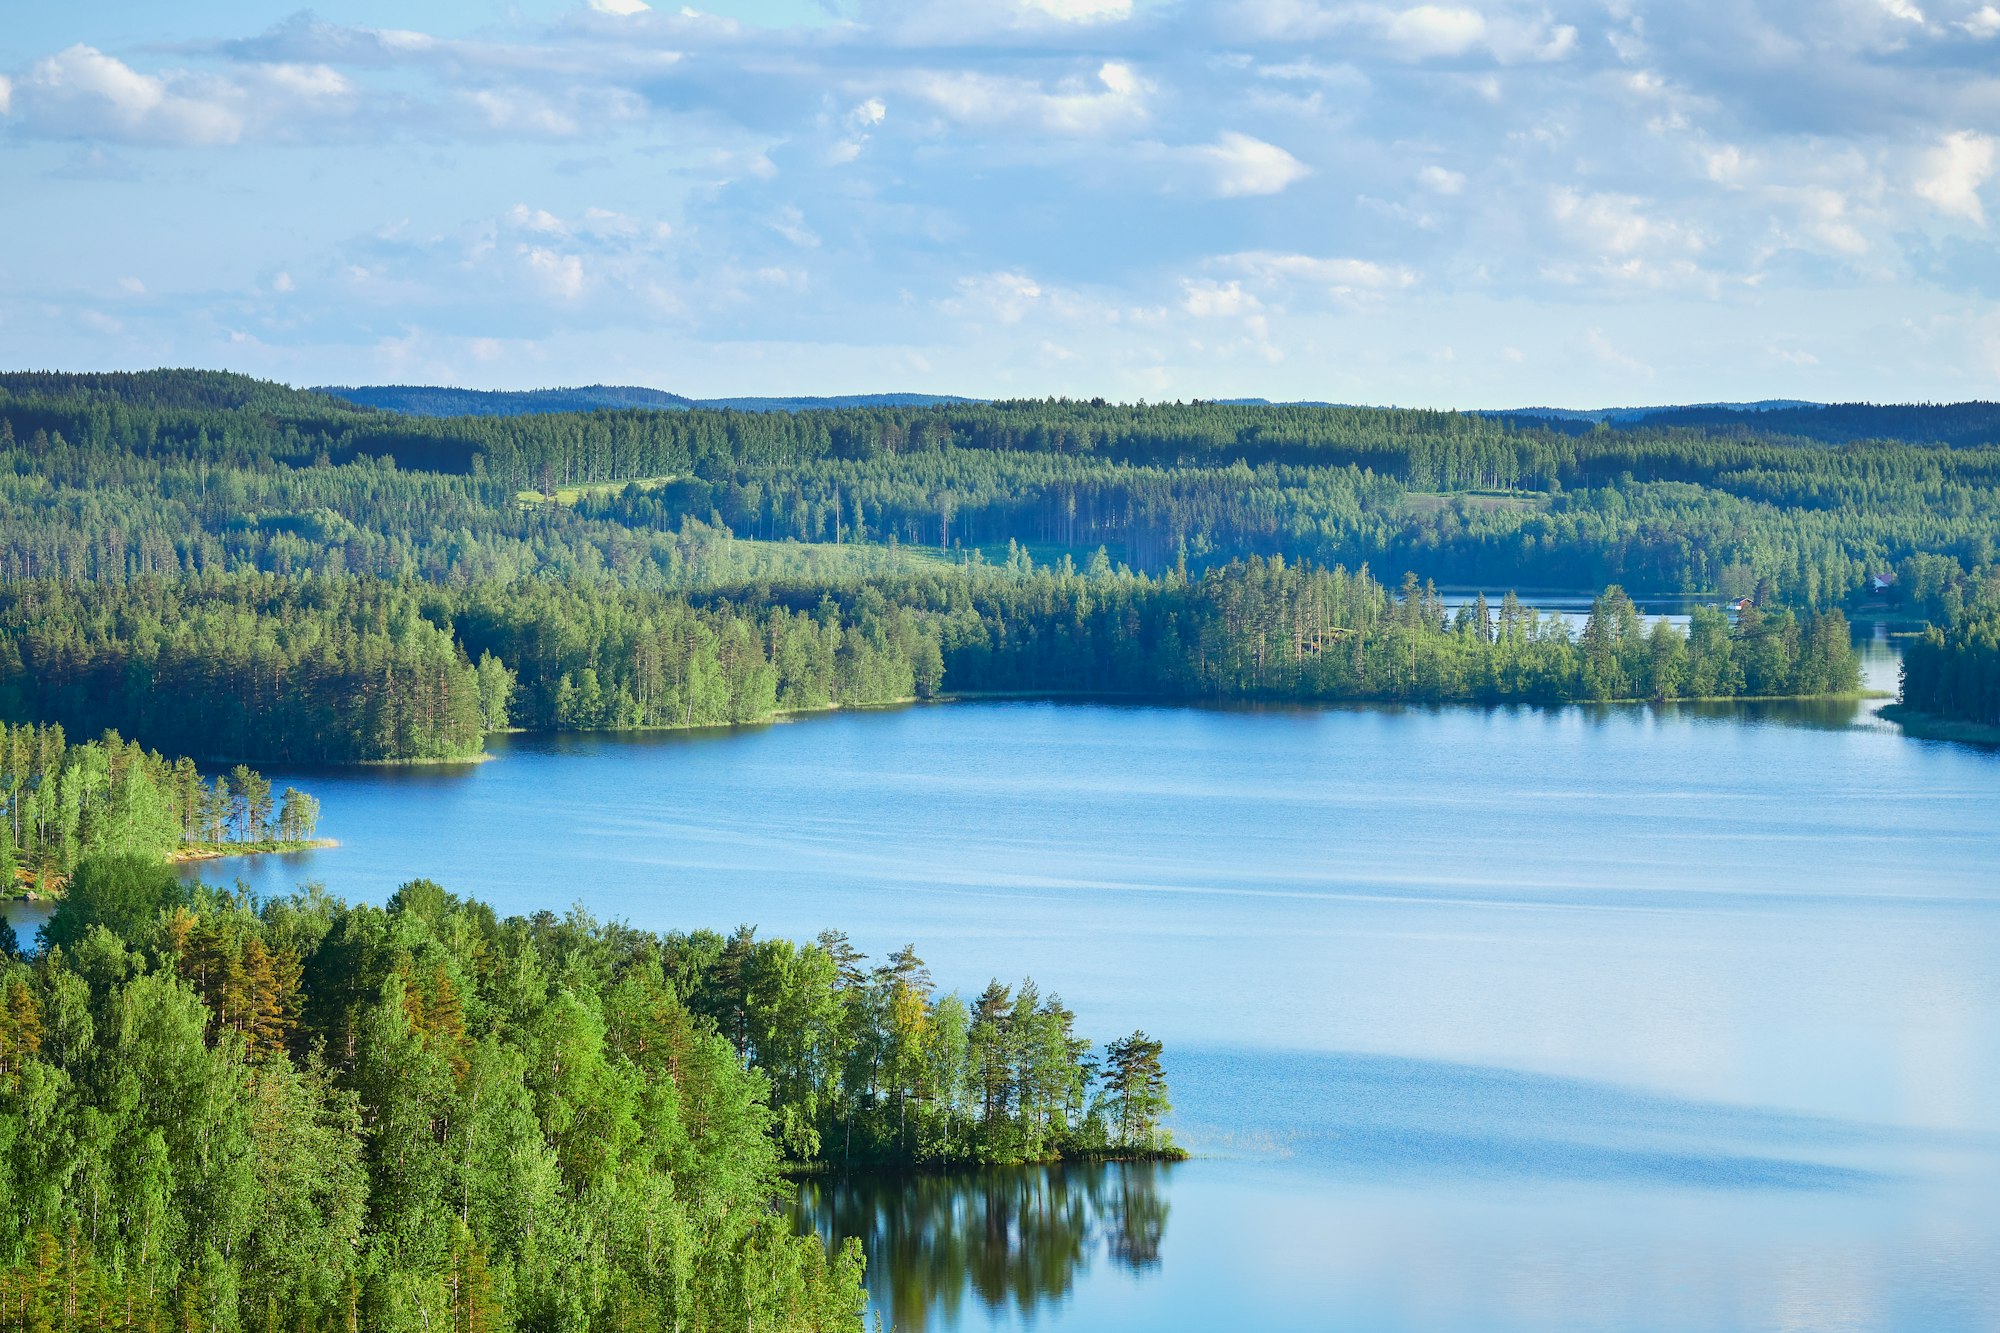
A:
[{"left": 14, "top": 664, "right": 2000, "bottom": 1330}]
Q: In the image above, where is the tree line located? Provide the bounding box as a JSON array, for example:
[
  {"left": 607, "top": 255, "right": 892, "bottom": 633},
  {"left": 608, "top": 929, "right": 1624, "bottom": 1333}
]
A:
[
  {"left": 0, "top": 561, "right": 1861, "bottom": 763},
  {"left": 0, "top": 858, "right": 1175, "bottom": 1330}
]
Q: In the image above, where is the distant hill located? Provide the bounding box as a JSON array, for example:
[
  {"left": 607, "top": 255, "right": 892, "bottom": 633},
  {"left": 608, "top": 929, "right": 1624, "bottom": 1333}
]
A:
[
  {"left": 318, "top": 384, "right": 697, "bottom": 416},
  {"left": 1477, "top": 400, "right": 2000, "bottom": 446},
  {"left": 1485, "top": 400, "right": 1818, "bottom": 424},
  {"left": 0, "top": 369, "right": 351, "bottom": 413},
  {"left": 1621, "top": 401, "right": 2000, "bottom": 446},
  {"left": 318, "top": 384, "right": 982, "bottom": 416},
  {"left": 697, "top": 393, "right": 983, "bottom": 412}
]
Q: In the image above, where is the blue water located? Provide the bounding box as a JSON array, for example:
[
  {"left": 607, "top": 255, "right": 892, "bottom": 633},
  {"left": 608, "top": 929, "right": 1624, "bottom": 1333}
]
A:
[{"left": 9, "top": 640, "right": 1999, "bottom": 1331}]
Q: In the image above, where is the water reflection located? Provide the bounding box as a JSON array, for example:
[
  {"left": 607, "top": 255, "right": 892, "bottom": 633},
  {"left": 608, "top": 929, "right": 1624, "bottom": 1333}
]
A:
[{"left": 795, "top": 1162, "right": 1175, "bottom": 1331}]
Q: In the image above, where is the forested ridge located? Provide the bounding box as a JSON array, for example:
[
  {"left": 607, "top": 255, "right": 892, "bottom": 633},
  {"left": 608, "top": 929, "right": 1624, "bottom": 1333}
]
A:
[
  {"left": 3, "top": 370, "right": 1996, "bottom": 607},
  {"left": 0, "top": 861, "right": 1175, "bottom": 1330}
]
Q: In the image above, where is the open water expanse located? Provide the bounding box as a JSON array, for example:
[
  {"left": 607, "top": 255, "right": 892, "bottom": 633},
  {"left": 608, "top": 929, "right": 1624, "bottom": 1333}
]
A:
[{"left": 9, "top": 639, "right": 2000, "bottom": 1331}]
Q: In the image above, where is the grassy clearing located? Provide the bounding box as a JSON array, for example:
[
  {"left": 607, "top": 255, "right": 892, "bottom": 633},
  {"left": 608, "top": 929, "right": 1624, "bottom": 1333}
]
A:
[
  {"left": 1398, "top": 490, "right": 1550, "bottom": 516},
  {"left": 516, "top": 475, "right": 681, "bottom": 507}
]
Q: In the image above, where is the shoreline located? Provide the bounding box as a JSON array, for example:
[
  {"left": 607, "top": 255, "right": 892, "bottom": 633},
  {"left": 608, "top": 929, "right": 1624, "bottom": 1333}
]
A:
[
  {"left": 169, "top": 838, "right": 341, "bottom": 864},
  {"left": 5, "top": 839, "right": 343, "bottom": 903},
  {"left": 1877, "top": 704, "right": 2000, "bottom": 746},
  {"left": 782, "top": 1147, "right": 1191, "bottom": 1179}
]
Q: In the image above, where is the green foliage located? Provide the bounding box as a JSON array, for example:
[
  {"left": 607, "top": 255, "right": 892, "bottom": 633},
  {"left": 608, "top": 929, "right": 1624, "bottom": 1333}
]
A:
[
  {"left": 3, "top": 372, "right": 1997, "bottom": 608},
  {"left": 0, "top": 879, "right": 876, "bottom": 1332},
  {"left": 0, "top": 562, "right": 1861, "bottom": 766},
  {"left": 0, "top": 723, "right": 315, "bottom": 891},
  {"left": 0, "top": 869, "right": 1179, "bottom": 1329},
  {"left": 1900, "top": 588, "right": 2000, "bottom": 728},
  {"left": 38, "top": 853, "right": 187, "bottom": 950}
]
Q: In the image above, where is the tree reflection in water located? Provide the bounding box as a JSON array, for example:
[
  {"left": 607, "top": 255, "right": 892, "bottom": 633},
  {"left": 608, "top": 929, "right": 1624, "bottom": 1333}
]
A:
[{"left": 794, "top": 1161, "right": 1175, "bottom": 1331}]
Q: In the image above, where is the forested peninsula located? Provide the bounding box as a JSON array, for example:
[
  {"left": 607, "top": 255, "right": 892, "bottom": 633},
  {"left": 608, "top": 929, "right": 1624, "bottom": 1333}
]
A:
[
  {"left": 0, "top": 370, "right": 1934, "bottom": 764},
  {"left": 1, "top": 723, "right": 322, "bottom": 901},
  {"left": 0, "top": 861, "right": 1175, "bottom": 1330}
]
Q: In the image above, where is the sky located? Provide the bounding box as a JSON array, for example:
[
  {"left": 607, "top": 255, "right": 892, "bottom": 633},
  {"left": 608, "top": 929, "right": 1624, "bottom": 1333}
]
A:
[{"left": 2, "top": 0, "right": 1998, "bottom": 405}]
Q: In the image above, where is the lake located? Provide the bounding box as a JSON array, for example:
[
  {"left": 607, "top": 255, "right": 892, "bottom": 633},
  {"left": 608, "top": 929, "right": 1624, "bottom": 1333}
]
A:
[{"left": 9, "top": 632, "right": 1999, "bottom": 1330}]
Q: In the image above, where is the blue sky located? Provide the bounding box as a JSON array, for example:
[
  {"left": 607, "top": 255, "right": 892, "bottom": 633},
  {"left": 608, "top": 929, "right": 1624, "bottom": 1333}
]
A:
[{"left": 3, "top": 0, "right": 1998, "bottom": 404}]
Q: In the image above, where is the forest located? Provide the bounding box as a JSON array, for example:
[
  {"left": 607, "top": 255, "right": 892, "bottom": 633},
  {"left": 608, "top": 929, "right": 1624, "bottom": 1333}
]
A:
[
  {"left": 1896, "top": 588, "right": 2000, "bottom": 733},
  {"left": 1, "top": 723, "right": 319, "bottom": 898},
  {"left": 0, "top": 863, "right": 1174, "bottom": 1330},
  {"left": 0, "top": 369, "right": 1937, "bottom": 760},
  {"left": 0, "top": 562, "right": 1860, "bottom": 763},
  {"left": 1, "top": 370, "right": 1996, "bottom": 609}
]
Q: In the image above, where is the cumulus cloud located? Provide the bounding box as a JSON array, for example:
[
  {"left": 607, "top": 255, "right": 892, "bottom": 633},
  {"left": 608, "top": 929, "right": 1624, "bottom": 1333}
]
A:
[
  {"left": 0, "top": 44, "right": 369, "bottom": 146},
  {"left": 1914, "top": 130, "right": 1995, "bottom": 223},
  {"left": 1179, "top": 132, "right": 1311, "bottom": 197},
  {"left": 1384, "top": 5, "right": 1487, "bottom": 57},
  {"left": 1417, "top": 164, "right": 1465, "bottom": 194},
  {"left": 11, "top": 45, "right": 245, "bottom": 145},
  {"left": 911, "top": 61, "right": 1148, "bottom": 136},
  {"left": 15, "top": 0, "right": 2000, "bottom": 397}
]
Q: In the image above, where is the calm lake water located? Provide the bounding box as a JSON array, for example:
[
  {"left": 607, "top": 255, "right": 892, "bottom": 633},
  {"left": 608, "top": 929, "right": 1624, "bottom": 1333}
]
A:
[{"left": 9, "top": 632, "right": 1999, "bottom": 1331}]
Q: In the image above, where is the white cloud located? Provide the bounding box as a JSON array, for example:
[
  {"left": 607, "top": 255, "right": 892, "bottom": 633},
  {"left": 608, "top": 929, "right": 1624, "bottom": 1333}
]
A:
[
  {"left": 0, "top": 74, "right": 13, "bottom": 117},
  {"left": 14, "top": 45, "right": 244, "bottom": 145},
  {"left": 527, "top": 248, "right": 587, "bottom": 299},
  {"left": 1914, "top": 130, "right": 1995, "bottom": 224},
  {"left": 509, "top": 204, "right": 571, "bottom": 235},
  {"left": 1551, "top": 187, "right": 1701, "bottom": 257},
  {"left": 912, "top": 61, "right": 1148, "bottom": 136},
  {"left": 1183, "top": 132, "right": 1310, "bottom": 197},
  {"left": 1964, "top": 5, "right": 2000, "bottom": 36},
  {"left": 1021, "top": 0, "right": 1132, "bottom": 20},
  {"left": 1384, "top": 6, "right": 1487, "bottom": 58},
  {"left": 1182, "top": 279, "right": 1262, "bottom": 316},
  {"left": 118, "top": 276, "right": 146, "bottom": 295},
  {"left": 257, "top": 63, "right": 351, "bottom": 100},
  {"left": 948, "top": 271, "right": 1046, "bottom": 324},
  {"left": 589, "top": 0, "right": 652, "bottom": 12},
  {"left": 273, "top": 272, "right": 296, "bottom": 293},
  {"left": 1217, "top": 251, "right": 1417, "bottom": 298},
  {"left": 1417, "top": 164, "right": 1465, "bottom": 194}
]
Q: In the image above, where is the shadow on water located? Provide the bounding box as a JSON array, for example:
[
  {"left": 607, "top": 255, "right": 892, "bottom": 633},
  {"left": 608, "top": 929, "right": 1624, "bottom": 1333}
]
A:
[{"left": 794, "top": 1160, "right": 1175, "bottom": 1332}]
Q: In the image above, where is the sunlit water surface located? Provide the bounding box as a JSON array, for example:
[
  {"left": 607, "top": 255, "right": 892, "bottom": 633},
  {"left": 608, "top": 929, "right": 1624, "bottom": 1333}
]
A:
[{"left": 9, "top": 633, "right": 1999, "bottom": 1331}]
